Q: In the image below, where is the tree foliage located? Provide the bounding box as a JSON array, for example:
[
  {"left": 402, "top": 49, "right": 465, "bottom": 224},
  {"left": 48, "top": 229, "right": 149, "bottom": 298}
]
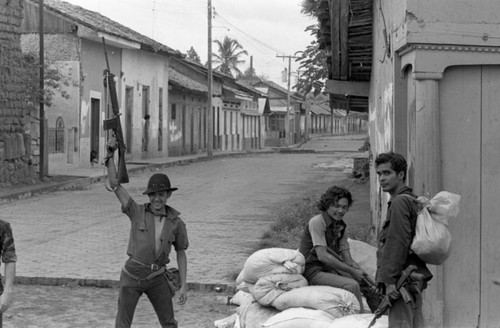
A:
[
  {"left": 300, "top": 0, "right": 323, "bottom": 17},
  {"left": 240, "top": 66, "right": 256, "bottom": 79},
  {"left": 212, "top": 36, "right": 248, "bottom": 77},
  {"left": 294, "top": 24, "right": 328, "bottom": 95},
  {"left": 186, "top": 46, "right": 201, "bottom": 63},
  {"left": 22, "top": 52, "right": 72, "bottom": 109}
]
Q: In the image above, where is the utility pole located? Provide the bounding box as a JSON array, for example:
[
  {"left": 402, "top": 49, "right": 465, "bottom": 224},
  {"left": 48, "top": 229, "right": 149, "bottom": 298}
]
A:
[
  {"left": 276, "top": 54, "right": 299, "bottom": 145},
  {"left": 39, "top": 0, "right": 45, "bottom": 179},
  {"left": 207, "top": 0, "right": 213, "bottom": 157}
]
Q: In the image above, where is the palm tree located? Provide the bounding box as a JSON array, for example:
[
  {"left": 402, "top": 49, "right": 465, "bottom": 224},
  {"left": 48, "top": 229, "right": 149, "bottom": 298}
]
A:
[{"left": 212, "top": 36, "right": 248, "bottom": 77}]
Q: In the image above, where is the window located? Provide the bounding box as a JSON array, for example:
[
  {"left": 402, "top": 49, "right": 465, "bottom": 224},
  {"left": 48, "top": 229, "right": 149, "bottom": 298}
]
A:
[
  {"left": 49, "top": 116, "right": 65, "bottom": 153},
  {"left": 171, "top": 103, "right": 177, "bottom": 120}
]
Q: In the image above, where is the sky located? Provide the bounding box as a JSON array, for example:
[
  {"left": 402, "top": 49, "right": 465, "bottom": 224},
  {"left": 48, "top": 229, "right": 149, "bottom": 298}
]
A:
[{"left": 61, "top": 0, "right": 317, "bottom": 89}]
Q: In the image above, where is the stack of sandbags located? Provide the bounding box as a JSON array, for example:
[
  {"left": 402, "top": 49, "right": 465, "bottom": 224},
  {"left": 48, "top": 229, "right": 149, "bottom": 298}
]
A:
[
  {"left": 236, "top": 248, "right": 306, "bottom": 285},
  {"left": 236, "top": 248, "right": 308, "bottom": 307},
  {"left": 233, "top": 248, "right": 308, "bottom": 327}
]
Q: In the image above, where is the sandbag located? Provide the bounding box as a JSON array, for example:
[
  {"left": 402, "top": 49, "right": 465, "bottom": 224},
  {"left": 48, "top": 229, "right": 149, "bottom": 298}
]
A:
[
  {"left": 230, "top": 290, "right": 255, "bottom": 307},
  {"left": 347, "top": 238, "right": 377, "bottom": 281},
  {"left": 331, "top": 313, "right": 388, "bottom": 328},
  {"left": 237, "top": 302, "right": 280, "bottom": 328},
  {"left": 236, "top": 248, "right": 305, "bottom": 285},
  {"left": 252, "top": 273, "right": 308, "bottom": 306},
  {"left": 236, "top": 280, "right": 253, "bottom": 294},
  {"left": 272, "top": 285, "right": 360, "bottom": 318},
  {"left": 214, "top": 313, "right": 239, "bottom": 328},
  {"left": 262, "top": 307, "right": 335, "bottom": 328}
]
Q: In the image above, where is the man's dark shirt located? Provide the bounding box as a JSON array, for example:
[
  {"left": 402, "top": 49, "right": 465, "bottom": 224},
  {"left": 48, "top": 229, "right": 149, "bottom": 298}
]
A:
[
  {"left": 376, "top": 186, "right": 432, "bottom": 285},
  {"left": 0, "top": 220, "right": 16, "bottom": 265}
]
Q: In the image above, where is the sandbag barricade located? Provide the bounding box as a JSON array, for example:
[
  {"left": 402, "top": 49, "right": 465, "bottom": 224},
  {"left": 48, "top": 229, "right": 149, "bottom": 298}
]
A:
[
  {"left": 262, "top": 307, "right": 336, "bottom": 328},
  {"left": 252, "top": 273, "right": 308, "bottom": 306},
  {"left": 272, "top": 285, "right": 360, "bottom": 318},
  {"left": 236, "top": 248, "right": 305, "bottom": 285}
]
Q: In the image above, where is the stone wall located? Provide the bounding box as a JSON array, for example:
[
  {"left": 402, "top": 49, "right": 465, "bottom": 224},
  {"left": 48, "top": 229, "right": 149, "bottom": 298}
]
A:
[{"left": 0, "top": 0, "right": 37, "bottom": 186}]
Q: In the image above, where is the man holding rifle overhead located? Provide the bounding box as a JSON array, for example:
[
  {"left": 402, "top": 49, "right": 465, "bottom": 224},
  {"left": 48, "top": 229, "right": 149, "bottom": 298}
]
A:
[
  {"left": 375, "top": 152, "right": 433, "bottom": 328},
  {"left": 102, "top": 37, "right": 188, "bottom": 328}
]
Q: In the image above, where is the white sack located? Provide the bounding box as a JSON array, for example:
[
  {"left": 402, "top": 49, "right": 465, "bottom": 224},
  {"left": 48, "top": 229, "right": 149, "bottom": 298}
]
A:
[
  {"left": 252, "top": 273, "right": 308, "bottom": 306},
  {"left": 272, "top": 285, "right": 360, "bottom": 318},
  {"left": 347, "top": 238, "right": 377, "bottom": 281},
  {"left": 237, "top": 302, "right": 280, "bottom": 328},
  {"left": 411, "top": 191, "right": 460, "bottom": 265},
  {"left": 411, "top": 207, "right": 452, "bottom": 265},
  {"left": 236, "top": 248, "right": 305, "bottom": 285},
  {"left": 214, "top": 313, "right": 239, "bottom": 328},
  {"left": 230, "top": 290, "right": 255, "bottom": 307},
  {"left": 263, "top": 307, "right": 335, "bottom": 328},
  {"left": 331, "top": 313, "right": 388, "bottom": 328},
  {"left": 428, "top": 191, "right": 461, "bottom": 225},
  {"left": 236, "top": 280, "right": 254, "bottom": 294}
]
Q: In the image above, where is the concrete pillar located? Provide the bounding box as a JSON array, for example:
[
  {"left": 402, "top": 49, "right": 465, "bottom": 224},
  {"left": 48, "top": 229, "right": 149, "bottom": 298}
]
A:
[{"left": 413, "top": 71, "right": 444, "bottom": 328}]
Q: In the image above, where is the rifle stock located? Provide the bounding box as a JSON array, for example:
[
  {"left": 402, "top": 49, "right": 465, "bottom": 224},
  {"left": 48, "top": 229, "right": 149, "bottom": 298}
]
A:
[{"left": 102, "top": 37, "right": 129, "bottom": 184}]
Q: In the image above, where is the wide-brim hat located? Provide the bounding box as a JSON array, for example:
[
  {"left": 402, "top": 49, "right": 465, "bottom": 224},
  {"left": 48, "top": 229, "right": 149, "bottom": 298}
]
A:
[{"left": 143, "top": 173, "right": 178, "bottom": 195}]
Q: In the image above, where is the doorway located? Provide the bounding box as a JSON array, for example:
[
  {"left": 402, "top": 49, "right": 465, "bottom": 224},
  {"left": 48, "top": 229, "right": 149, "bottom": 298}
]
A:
[{"left": 90, "top": 98, "right": 100, "bottom": 164}]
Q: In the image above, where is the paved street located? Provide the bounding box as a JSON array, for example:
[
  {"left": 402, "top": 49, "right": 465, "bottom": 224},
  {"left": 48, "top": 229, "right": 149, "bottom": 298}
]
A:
[{"left": 1, "top": 135, "right": 368, "bottom": 286}]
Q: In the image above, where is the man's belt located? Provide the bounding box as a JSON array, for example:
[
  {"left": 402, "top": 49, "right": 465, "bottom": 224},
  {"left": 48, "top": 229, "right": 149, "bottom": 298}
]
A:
[
  {"left": 122, "top": 258, "right": 167, "bottom": 282},
  {"left": 130, "top": 258, "right": 164, "bottom": 271}
]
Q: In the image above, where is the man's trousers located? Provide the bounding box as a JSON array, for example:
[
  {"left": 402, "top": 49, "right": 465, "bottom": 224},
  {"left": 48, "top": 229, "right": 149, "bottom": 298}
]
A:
[{"left": 115, "top": 270, "right": 177, "bottom": 328}]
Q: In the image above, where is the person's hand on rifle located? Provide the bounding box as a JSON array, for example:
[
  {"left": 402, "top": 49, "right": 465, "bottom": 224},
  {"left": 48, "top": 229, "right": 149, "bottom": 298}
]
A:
[
  {"left": 385, "top": 283, "right": 400, "bottom": 300},
  {"left": 350, "top": 267, "right": 366, "bottom": 283},
  {"left": 105, "top": 136, "right": 117, "bottom": 167}
]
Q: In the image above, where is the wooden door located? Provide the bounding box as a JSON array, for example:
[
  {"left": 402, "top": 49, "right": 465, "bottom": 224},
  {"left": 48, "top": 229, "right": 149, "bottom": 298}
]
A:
[
  {"left": 90, "top": 98, "right": 100, "bottom": 163},
  {"left": 440, "top": 65, "right": 500, "bottom": 327},
  {"left": 125, "top": 87, "right": 133, "bottom": 155},
  {"left": 478, "top": 66, "right": 500, "bottom": 327}
]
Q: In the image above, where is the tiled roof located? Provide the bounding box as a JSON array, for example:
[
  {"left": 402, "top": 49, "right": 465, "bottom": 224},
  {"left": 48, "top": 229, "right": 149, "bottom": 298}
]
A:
[
  {"left": 42, "top": 0, "right": 181, "bottom": 56},
  {"left": 168, "top": 68, "right": 207, "bottom": 94}
]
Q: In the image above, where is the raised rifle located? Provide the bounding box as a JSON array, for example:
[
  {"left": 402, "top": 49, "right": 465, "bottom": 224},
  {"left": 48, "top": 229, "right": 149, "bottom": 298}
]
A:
[
  {"left": 102, "top": 37, "right": 129, "bottom": 184},
  {"left": 367, "top": 265, "right": 424, "bottom": 328}
]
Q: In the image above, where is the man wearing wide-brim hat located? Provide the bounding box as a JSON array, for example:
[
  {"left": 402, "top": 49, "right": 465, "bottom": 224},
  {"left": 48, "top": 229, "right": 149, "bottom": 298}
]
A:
[{"left": 106, "top": 138, "right": 188, "bottom": 328}]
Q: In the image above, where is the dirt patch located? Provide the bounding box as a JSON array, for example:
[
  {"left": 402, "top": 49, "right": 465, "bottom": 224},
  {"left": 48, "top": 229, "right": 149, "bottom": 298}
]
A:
[{"left": 5, "top": 284, "right": 236, "bottom": 328}]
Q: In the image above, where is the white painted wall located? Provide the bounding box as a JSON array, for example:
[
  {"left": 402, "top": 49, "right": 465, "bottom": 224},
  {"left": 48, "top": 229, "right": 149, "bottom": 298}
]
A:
[{"left": 121, "top": 50, "right": 169, "bottom": 159}]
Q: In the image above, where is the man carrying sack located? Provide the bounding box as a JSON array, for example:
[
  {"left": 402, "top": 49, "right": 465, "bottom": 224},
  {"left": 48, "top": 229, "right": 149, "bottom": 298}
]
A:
[{"left": 106, "top": 138, "right": 189, "bottom": 328}]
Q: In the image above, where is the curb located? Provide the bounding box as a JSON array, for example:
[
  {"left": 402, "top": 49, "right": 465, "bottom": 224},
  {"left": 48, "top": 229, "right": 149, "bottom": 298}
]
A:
[{"left": 15, "top": 276, "right": 237, "bottom": 294}]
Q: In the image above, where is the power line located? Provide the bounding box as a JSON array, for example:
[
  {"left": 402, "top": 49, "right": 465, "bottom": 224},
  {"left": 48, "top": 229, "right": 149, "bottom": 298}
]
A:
[{"left": 214, "top": 12, "right": 284, "bottom": 54}]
